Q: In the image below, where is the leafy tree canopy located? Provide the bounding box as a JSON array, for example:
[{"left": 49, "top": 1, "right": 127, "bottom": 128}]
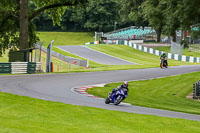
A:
[{"left": 0, "top": 0, "right": 87, "bottom": 55}]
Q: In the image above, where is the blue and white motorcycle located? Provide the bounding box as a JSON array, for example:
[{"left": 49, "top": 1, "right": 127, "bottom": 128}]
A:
[{"left": 105, "top": 88, "right": 128, "bottom": 105}]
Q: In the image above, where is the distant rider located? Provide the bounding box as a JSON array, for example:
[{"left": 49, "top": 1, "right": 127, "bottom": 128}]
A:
[
  {"left": 109, "top": 81, "right": 129, "bottom": 98},
  {"left": 160, "top": 53, "right": 168, "bottom": 66}
]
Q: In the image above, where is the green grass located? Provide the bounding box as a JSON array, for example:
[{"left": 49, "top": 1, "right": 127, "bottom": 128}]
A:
[
  {"left": 52, "top": 44, "right": 196, "bottom": 72},
  {"left": 0, "top": 51, "right": 9, "bottom": 62},
  {"left": 35, "top": 44, "right": 198, "bottom": 72},
  {"left": 154, "top": 46, "right": 200, "bottom": 57},
  {"left": 87, "top": 72, "right": 200, "bottom": 115},
  {"left": 88, "top": 45, "right": 195, "bottom": 67},
  {"left": 0, "top": 92, "right": 200, "bottom": 133},
  {"left": 37, "top": 32, "right": 94, "bottom": 47}
]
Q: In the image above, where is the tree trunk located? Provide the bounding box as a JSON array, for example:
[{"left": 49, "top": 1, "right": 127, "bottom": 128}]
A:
[
  {"left": 156, "top": 27, "right": 161, "bottom": 42},
  {"left": 172, "top": 31, "right": 176, "bottom": 42},
  {"left": 20, "top": 0, "right": 29, "bottom": 50}
]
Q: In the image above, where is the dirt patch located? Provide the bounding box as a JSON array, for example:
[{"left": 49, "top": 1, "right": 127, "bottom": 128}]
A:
[{"left": 186, "top": 92, "right": 200, "bottom": 101}]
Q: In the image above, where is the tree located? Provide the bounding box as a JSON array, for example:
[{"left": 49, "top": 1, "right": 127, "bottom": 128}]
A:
[
  {"left": 142, "top": 0, "right": 167, "bottom": 42},
  {"left": 0, "top": 0, "right": 87, "bottom": 56},
  {"left": 119, "top": 0, "right": 146, "bottom": 27},
  {"left": 83, "top": 0, "right": 120, "bottom": 32},
  {"left": 163, "top": 0, "right": 200, "bottom": 42}
]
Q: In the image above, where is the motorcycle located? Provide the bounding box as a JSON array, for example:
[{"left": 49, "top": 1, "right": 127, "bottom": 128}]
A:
[
  {"left": 160, "top": 57, "right": 168, "bottom": 68},
  {"left": 105, "top": 88, "right": 128, "bottom": 105}
]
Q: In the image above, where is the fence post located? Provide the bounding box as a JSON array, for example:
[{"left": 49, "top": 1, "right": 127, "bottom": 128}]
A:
[{"left": 46, "top": 40, "right": 54, "bottom": 72}]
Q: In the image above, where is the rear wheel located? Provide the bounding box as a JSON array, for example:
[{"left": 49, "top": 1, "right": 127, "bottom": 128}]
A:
[
  {"left": 160, "top": 63, "right": 163, "bottom": 68},
  {"left": 114, "top": 96, "right": 123, "bottom": 105}
]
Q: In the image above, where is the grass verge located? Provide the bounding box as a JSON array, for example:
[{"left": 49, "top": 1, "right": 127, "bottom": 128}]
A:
[
  {"left": 86, "top": 72, "right": 200, "bottom": 115},
  {"left": 88, "top": 45, "right": 196, "bottom": 67},
  {"left": 154, "top": 46, "right": 200, "bottom": 57},
  {"left": 0, "top": 51, "right": 9, "bottom": 62},
  {"left": 0, "top": 92, "right": 200, "bottom": 133},
  {"left": 34, "top": 45, "right": 198, "bottom": 73}
]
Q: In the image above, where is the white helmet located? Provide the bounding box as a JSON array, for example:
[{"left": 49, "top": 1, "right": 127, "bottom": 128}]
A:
[{"left": 124, "top": 81, "right": 128, "bottom": 87}]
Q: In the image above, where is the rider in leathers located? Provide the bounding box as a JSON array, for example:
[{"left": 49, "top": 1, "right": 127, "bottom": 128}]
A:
[{"left": 110, "top": 81, "right": 129, "bottom": 98}]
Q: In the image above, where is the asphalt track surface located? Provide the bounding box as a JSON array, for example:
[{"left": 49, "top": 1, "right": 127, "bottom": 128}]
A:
[
  {"left": 56, "top": 45, "right": 137, "bottom": 65},
  {"left": 0, "top": 65, "right": 200, "bottom": 121}
]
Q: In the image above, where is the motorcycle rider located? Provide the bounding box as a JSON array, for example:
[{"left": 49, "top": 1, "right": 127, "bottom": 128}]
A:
[
  {"left": 109, "top": 81, "right": 129, "bottom": 98},
  {"left": 160, "top": 53, "right": 168, "bottom": 66}
]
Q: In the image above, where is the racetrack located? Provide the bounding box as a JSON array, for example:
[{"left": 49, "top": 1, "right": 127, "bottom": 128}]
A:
[{"left": 0, "top": 65, "right": 200, "bottom": 121}]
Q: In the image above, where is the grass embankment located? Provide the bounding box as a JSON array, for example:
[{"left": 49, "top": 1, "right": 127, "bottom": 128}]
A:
[
  {"left": 154, "top": 46, "right": 200, "bottom": 57},
  {"left": 37, "top": 32, "right": 94, "bottom": 47},
  {"left": 87, "top": 72, "right": 200, "bottom": 115},
  {"left": 0, "top": 51, "right": 8, "bottom": 62},
  {"left": 53, "top": 44, "right": 195, "bottom": 72},
  {"left": 0, "top": 92, "right": 200, "bottom": 133},
  {"left": 88, "top": 45, "right": 195, "bottom": 67}
]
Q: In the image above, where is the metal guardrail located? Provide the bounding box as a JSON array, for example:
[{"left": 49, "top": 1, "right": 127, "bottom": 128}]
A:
[
  {"left": 0, "top": 63, "right": 11, "bottom": 73},
  {"left": 11, "top": 62, "right": 28, "bottom": 74},
  {"left": 193, "top": 81, "right": 200, "bottom": 98}
]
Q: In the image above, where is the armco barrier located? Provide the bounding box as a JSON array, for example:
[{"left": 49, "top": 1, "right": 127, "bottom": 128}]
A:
[
  {"left": 0, "top": 62, "right": 41, "bottom": 74},
  {"left": 85, "top": 40, "right": 200, "bottom": 63},
  {"left": 11, "top": 62, "right": 28, "bottom": 74},
  {"left": 0, "top": 63, "right": 11, "bottom": 73},
  {"left": 27, "top": 62, "right": 37, "bottom": 74}
]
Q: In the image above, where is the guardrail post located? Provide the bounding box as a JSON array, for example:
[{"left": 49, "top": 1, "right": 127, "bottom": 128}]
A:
[
  {"left": 46, "top": 40, "right": 54, "bottom": 72},
  {"left": 0, "top": 63, "right": 11, "bottom": 74}
]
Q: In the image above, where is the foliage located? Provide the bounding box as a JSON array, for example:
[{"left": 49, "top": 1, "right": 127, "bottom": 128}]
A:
[
  {"left": 119, "top": 0, "right": 146, "bottom": 27},
  {"left": 0, "top": 0, "right": 87, "bottom": 55},
  {"left": 163, "top": 0, "right": 200, "bottom": 40},
  {"left": 70, "top": 0, "right": 120, "bottom": 32},
  {"left": 141, "top": 0, "right": 167, "bottom": 42}
]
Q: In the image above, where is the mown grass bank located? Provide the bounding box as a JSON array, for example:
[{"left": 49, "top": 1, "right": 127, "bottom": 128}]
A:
[
  {"left": 0, "top": 51, "right": 8, "bottom": 62},
  {"left": 88, "top": 45, "right": 196, "bottom": 67},
  {"left": 0, "top": 92, "right": 200, "bottom": 133},
  {"left": 87, "top": 72, "right": 200, "bottom": 115},
  {"left": 37, "top": 32, "right": 94, "bottom": 47},
  {"left": 52, "top": 45, "right": 196, "bottom": 72}
]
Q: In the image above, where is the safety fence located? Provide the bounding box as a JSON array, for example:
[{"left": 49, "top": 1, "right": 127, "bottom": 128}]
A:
[
  {"left": 36, "top": 45, "right": 88, "bottom": 68},
  {"left": 85, "top": 40, "right": 200, "bottom": 63},
  {"left": 0, "top": 62, "right": 42, "bottom": 74}
]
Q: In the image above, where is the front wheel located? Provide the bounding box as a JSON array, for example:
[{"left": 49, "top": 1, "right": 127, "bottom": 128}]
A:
[
  {"left": 114, "top": 96, "right": 123, "bottom": 105},
  {"left": 105, "top": 98, "right": 110, "bottom": 104}
]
